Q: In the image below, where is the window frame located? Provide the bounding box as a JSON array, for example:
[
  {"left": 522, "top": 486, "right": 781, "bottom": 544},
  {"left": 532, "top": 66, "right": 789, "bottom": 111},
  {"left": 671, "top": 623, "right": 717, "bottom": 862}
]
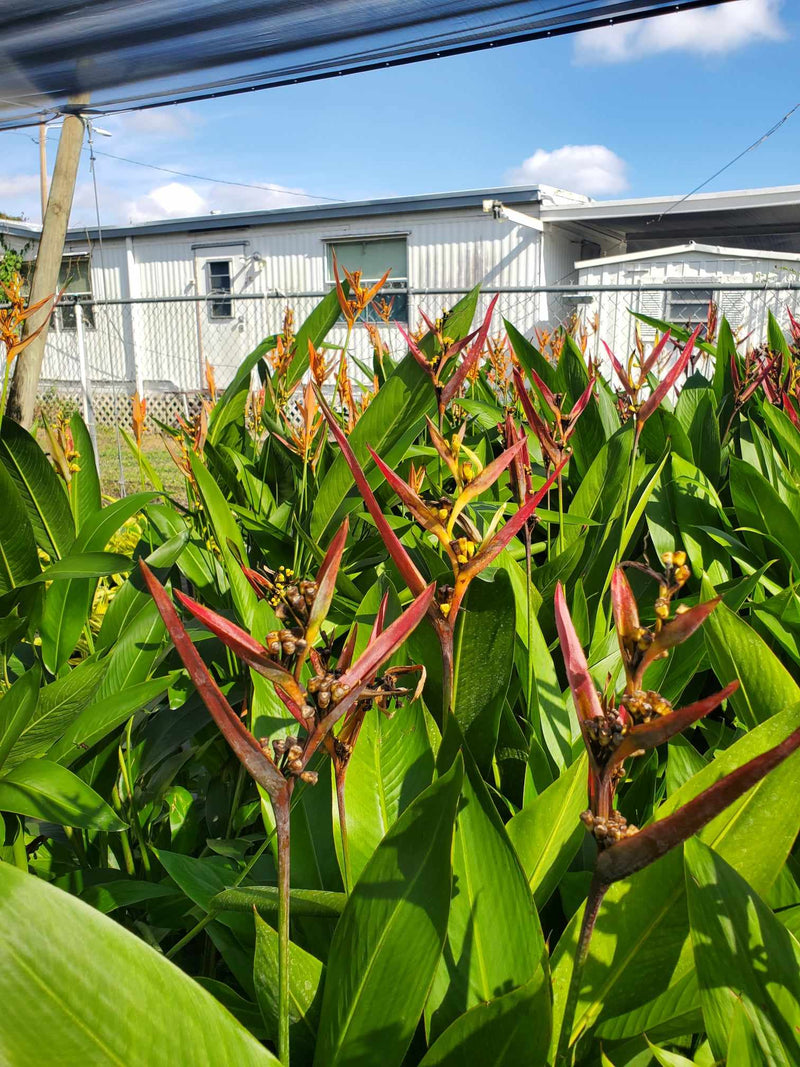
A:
[
  {"left": 56, "top": 255, "right": 95, "bottom": 331},
  {"left": 666, "top": 287, "right": 714, "bottom": 331},
  {"left": 206, "top": 258, "right": 234, "bottom": 320},
  {"left": 324, "top": 235, "right": 409, "bottom": 325}
]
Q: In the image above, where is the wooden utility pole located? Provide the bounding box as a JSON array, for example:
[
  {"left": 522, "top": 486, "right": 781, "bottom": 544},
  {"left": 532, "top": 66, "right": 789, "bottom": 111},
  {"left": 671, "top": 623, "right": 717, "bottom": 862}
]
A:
[
  {"left": 7, "top": 96, "right": 89, "bottom": 428},
  {"left": 38, "top": 120, "right": 48, "bottom": 221}
]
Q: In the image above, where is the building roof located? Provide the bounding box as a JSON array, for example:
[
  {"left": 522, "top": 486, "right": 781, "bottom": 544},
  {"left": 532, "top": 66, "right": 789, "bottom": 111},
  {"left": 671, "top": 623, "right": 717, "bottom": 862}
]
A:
[
  {"left": 542, "top": 184, "right": 800, "bottom": 249},
  {"left": 575, "top": 241, "right": 800, "bottom": 269},
  {"left": 52, "top": 185, "right": 543, "bottom": 241}
]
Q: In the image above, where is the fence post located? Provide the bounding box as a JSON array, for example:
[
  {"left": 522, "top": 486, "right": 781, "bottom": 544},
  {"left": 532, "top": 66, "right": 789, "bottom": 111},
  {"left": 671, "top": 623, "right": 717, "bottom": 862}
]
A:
[{"left": 75, "top": 304, "right": 99, "bottom": 467}]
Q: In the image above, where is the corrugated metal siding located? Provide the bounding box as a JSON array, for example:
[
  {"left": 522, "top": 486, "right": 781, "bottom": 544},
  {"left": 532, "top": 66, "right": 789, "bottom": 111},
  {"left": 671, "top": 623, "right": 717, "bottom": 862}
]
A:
[
  {"left": 578, "top": 249, "right": 799, "bottom": 373},
  {"left": 42, "top": 203, "right": 552, "bottom": 390}
]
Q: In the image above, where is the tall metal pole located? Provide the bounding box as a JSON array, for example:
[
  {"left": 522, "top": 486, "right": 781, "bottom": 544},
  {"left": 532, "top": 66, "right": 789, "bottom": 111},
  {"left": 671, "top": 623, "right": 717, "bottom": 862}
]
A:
[{"left": 7, "top": 95, "right": 89, "bottom": 427}]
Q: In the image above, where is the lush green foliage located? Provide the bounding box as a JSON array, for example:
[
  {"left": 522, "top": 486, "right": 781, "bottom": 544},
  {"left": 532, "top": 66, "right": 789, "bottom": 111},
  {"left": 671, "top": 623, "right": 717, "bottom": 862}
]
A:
[{"left": 3, "top": 284, "right": 800, "bottom": 1067}]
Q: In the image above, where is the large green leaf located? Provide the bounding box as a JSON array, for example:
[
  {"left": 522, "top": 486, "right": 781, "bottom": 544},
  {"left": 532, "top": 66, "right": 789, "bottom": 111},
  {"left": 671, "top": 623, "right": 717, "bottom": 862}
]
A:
[
  {"left": 426, "top": 753, "right": 546, "bottom": 1042},
  {"left": 506, "top": 753, "right": 587, "bottom": 907},
  {"left": 729, "top": 456, "right": 800, "bottom": 575},
  {"left": 190, "top": 452, "right": 257, "bottom": 626},
  {"left": 310, "top": 288, "right": 479, "bottom": 540},
  {"left": 686, "top": 837, "right": 800, "bottom": 1065},
  {"left": 253, "top": 911, "right": 324, "bottom": 1064},
  {"left": 0, "top": 458, "right": 39, "bottom": 594},
  {"left": 46, "top": 674, "right": 178, "bottom": 766},
  {"left": 0, "top": 863, "right": 278, "bottom": 1065},
  {"left": 0, "top": 758, "right": 125, "bottom": 830},
  {"left": 332, "top": 581, "right": 435, "bottom": 885},
  {"left": 313, "top": 756, "right": 463, "bottom": 1067},
  {"left": 3, "top": 656, "right": 107, "bottom": 769},
  {"left": 419, "top": 973, "right": 550, "bottom": 1067},
  {"left": 207, "top": 334, "right": 278, "bottom": 447},
  {"left": 0, "top": 417, "right": 74, "bottom": 558},
  {"left": 452, "top": 570, "right": 515, "bottom": 771},
  {"left": 68, "top": 412, "right": 101, "bottom": 531},
  {"left": 39, "top": 491, "right": 154, "bottom": 674},
  {"left": 702, "top": 575, "right": 800, "bottom": 729},
  {"left": 0, "top": 666, "right": 41, "bottom": 771},
  {"left": 551, "top": 702, "right": 800, "bottom": 1048}
]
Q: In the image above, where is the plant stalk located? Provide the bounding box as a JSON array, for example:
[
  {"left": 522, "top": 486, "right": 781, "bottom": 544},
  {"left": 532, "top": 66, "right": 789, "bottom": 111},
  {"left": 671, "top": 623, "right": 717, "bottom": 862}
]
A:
[
  {"left": 334, "top": 763, "right": 352, "bottom": 895},
  {"left": 555, "top": 873, "right": 609, "bottom": 1066},
  {"left": 274, "top": 785, "right": 293, "bottom": 1066}
]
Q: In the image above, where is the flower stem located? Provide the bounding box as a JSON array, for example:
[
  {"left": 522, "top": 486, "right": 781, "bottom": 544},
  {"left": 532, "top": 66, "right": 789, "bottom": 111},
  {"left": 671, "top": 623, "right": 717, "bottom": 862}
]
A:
[
  {"left": 616, "top": 428, "right": 639, "bottom": 569},
  {"left": 274, "top": 786, "right": 292, "bottom": 1066},
  {"left": 555, "top": 873, "right": 608, "bottom": 1066},
  {"left": 335, "top": 763, "right": 352, "bottom": 894}
]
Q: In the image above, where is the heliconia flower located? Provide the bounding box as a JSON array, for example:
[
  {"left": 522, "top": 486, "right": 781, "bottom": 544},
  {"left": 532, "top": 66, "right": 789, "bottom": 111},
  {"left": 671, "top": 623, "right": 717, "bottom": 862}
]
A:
[
  {"left": 140, "top": 557, "right": 434, "bottom": 781},
  {"left": 603, "top": 325, "right": 702, "bottom": 440},
  {"left": 610, "top": 564, "right": 718, "bottom": 694},
  {"left": 502, "top": 410, "right": 532, "bottom": 504},
  {"left": 595, "top": 719, "right": 800, "bottom": 886},
  {"left": 131, "top": 391, "right": 147, "bottom": 449},
  {"left": 332, "top": 251, "right": 391, "bottom": 328},
  {"left": 555, "top": 578, "right": 739, "bottom": 841},
  {"left": 439, "top": 294, "right": 500, "bottom": 410},
  {"left": 513, "top": 367, "right": 595, "bottom": 470},
  {"left": 397, "top": 296, "right": 499, "bottom": 415},
  {"left": 317, "top": 384, "right": 565, "bottom": 628}
]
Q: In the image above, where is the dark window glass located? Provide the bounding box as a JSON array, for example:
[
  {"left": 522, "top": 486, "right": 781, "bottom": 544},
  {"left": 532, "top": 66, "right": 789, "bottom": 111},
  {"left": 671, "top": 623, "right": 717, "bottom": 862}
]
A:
[{"left": 208, "top": 260, "right": 233, "bottom": 318}]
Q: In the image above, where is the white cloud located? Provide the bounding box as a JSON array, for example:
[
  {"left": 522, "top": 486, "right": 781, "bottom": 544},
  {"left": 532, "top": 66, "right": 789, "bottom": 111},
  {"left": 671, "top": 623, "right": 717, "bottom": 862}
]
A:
[
  {"left": 122, "top": 179, "right": 314, "bottom": 224},
  {"left": 506, "top": 144, "right": 628, "bottom": 196},
  {"left": 575, "top": 0, "right": 787, "bottom": 63}
]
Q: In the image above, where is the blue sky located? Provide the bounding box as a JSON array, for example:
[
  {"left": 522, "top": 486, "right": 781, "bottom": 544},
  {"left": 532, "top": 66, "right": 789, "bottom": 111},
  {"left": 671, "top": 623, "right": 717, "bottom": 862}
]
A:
[{"left": 1, "top": 0, "right": 798, "bottom": 225}]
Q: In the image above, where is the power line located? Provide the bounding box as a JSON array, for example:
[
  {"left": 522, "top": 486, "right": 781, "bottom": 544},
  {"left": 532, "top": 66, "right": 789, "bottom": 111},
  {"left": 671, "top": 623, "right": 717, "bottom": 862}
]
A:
[
  {"left": 650, "top": 102, "right": 800, "bottom": 224},
  {"left": 6, "top": 128, "right": 341, "bottom": 204},
  {"left": 90, "top": 146, "right": 342, "bottom": 203}
]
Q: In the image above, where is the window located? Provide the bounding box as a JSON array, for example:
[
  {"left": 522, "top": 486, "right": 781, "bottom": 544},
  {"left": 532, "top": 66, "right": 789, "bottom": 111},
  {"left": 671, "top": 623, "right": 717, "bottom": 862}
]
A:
[
  {"left": 325, "top": 237, "right": 408, "bottom": 323},
  {"left": 666, "top": 288, "right": 713, "bottom": 331},
  {"left": 57, "top": 256, "right": 94, "bottom": 329},
  {"left": 207, "top": 259, "right": 233, "bottom": 318}
]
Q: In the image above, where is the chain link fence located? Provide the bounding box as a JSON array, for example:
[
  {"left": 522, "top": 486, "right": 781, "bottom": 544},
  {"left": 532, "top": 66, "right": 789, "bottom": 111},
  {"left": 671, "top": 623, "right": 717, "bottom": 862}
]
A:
[{"left": 35, "top": 283, "right": 800, "bottom": 429}]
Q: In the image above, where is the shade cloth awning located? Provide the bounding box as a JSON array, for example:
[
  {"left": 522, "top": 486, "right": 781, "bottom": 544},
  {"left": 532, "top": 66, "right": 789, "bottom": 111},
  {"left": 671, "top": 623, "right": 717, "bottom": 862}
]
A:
[{"left": 0, "top": 0, "right": 732, "bottom": 129}]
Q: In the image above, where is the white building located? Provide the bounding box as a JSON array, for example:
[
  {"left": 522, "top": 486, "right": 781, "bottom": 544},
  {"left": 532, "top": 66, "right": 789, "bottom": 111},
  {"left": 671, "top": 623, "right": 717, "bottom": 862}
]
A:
[{"left": 2, "top": 182, "right": 800, "bottom": 401}]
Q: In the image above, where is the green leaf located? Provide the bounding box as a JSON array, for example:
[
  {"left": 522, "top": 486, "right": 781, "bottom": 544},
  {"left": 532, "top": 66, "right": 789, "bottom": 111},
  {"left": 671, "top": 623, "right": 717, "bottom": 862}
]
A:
[
  {"left": 452, "top": 570, "right": 515, "bottom": 771},
  {"left": 254, "top": 911, "right": 324, "bottom": 1063},
  {"left": 287, "top": 285, "right": 349, "bottom": 389},
  {"left": 686, "top": 837, "right": 800, "bottom": 1065},
  {"left": 702, "top": 574, "right": 800, "bottom": 729},
  {"left": 0, "top": 417, "right": 74, "bottom": 558},
  {"left": 0, "top": 863, "right": 278, "bottom": 1065},
  {"left": 0, "top": 458, "right": 39, "bottom": 594},
  {"left": 0, "top": 666, "right": 41, "bottom": 772},
  {"left": 3, "top": 656, "right": 107, "bottom": 769},
  {"left": 506, "top": 753, "right": 587, "bottom": 907},
  {"left": 426, "top": 753, "right": 546, "bottom": 1041},
  {"left": 645, "top": 1036, "right": 696, "bottom": 1067},
  {"left": 20, "top": 551, "right": 133, "bottom": 583},
  {"left": 311, "top": 288, "right": 479, "bottom": 540},
  {"left": 727, "top": 1000, "right": 764, "bottom": 1067},
  {"left": 39, "top": 491, "right": 154, "bottom": 674},
  {"left": 190, "top": 452, "right": 257, "bottom": 626},
  {"left": 564, "top": 424, "right": 634, "bottom": 546},
  {"left": 207, "top": 334, "right": 278, "bottom": 447},
  {"left": 68, "top": 412, "right": 101, "bottom": 530},
  {"left": 313, "top": 755, "right": 464, "bottom": 1067},
  {"left": 80, "top": 879, "right": 177, "bottom": 914},
  {"left": 0, "top": 758, "right": 125, "bottom": 830},
  {"left": 46, "top": 674, "right": 178, "bottom": 767},
  {"left": 419, "top": 973, "right": 551, "bottom": 1067},
  {"left": 729, "top": 456, "right": 800, "bottom": 575},
  {"left": 213, "top": 885, "right": 346, "bottom": 919}
]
